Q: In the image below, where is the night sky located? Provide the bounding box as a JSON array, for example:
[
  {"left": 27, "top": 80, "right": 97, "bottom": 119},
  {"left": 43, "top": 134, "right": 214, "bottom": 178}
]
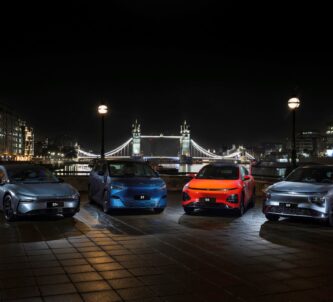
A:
[{"left": 1, "top": 2, "right": 333, "bottom": 152}]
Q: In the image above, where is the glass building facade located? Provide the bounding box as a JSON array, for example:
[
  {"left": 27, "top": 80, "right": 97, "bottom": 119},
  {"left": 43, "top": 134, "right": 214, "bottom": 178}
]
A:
[{"left": 0, "top": 104, "right": 34, "bottom": 160}]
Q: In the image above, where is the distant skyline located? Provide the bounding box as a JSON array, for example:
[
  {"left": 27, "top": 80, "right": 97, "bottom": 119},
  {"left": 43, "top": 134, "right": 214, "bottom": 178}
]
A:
[{"left": 1, "top": 2, "right": 333, "bottom": 152}]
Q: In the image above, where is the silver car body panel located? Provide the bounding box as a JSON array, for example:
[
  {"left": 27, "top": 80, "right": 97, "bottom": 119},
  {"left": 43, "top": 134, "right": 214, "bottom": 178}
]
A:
[
  {"left": 263, "top": 181, "right": 333, "bottom": 219},
  {"left": 0, "top": 165, "right": 80, "bottom": 216}
]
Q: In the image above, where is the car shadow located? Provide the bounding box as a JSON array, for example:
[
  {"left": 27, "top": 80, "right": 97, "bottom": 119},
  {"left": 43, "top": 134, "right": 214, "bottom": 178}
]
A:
[
  {"left": 259, "top": 218, "right": 333, "bottom": 249},
  {"left": 0, "top": 214, "right": 90, "bottom": 243},
  {"left": 85, "top": 202, "right": 160, "bottom": 216},
  {"left": 177, "top": 208, "right": 242, "bottom": 230}
]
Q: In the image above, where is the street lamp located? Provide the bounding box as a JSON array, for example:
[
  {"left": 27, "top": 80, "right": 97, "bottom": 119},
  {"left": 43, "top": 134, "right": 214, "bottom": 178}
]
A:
[
  {"left": 98, "top": 104, "right": 108, "bottom": 159},
  {"left": 288, "top": 97, "right": 301, "bottom": 168}
]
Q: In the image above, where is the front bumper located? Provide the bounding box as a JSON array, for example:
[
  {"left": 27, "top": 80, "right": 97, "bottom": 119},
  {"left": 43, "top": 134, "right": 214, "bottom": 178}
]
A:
[
  {"left": 108, "top": 195, "right": 167, "bottom": 209},
  {"left": 17, "top": 200, "right": 80, "bottom": 216},
  {"left": 263, "top": 201, "right": 328, "bottom": 220},
  {"left": 183, "top": 201, "right": 237, "bottom": 210},
  {"left": 182, "top": 189, "right": 241, "bottom": 210}
]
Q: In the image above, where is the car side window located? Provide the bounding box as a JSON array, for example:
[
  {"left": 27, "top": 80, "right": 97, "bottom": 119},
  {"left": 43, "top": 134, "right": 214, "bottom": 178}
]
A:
[{"left": 93, "top": 161, "right": 107, "bottom": 175}]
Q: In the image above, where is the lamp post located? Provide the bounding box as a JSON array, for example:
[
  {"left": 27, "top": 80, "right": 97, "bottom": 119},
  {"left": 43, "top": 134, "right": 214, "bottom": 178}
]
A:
[
  {"left": 98, "top": 104, "right": 108, "bottom": 159},
  {"left": 288, "top": 97, "right": 300, "bottom": 168}
]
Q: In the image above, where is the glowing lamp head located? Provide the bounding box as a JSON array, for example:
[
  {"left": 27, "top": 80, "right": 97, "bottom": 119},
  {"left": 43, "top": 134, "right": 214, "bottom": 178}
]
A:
[
  {"left": 98, "top": 104, "right": 108, "bottom": 115},
  {"left": 288, "top": 97, "right": 300, "bottom": 110}
]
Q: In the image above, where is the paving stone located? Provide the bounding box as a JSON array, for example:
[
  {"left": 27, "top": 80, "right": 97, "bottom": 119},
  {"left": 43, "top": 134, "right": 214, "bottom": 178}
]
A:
[
  {"left": 82, "top": 290, "right": 121, "bottom": 302},
  {"left": 40, "top": 283, "right": 77, "bottom": 296},
  {"left": 75, "top": 280, "right": 111, "bottom": 293},
  {"left": 109, "top": 277, "right": 143, "bottom": 289},
  {"left": 43, "top": 293, "right": 83, "bottom": 302},
  {"left": 70, "top": 272, "right": 103, "bottom": 282}
]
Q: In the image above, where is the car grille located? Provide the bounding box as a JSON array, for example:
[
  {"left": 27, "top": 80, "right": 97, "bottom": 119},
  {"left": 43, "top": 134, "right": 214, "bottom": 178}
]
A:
[
  {"left": 37, "top": 197, "right": 75, "bottom": 202},
  {"left": 190, "top": 201, "right": 227, "bottom": 208},
  {"left": 270, "top": 194, "right": 309, "bottom": 204},
  {"left": 268, "top": 205, "right": 321, "bottom": 217},
  {"left": 25, "top": 208, "right": 77, "bottom": 215}
]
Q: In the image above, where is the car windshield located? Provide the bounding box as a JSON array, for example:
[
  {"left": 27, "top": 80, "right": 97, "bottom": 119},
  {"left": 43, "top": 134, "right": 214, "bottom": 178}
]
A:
[
  {"left": 109, "top": 162, "right": 158, "bottom": 178},
  {"left": 196, "top": 165, "right": 239, "bottom": 180},
  {"left": 285, "top": 167, "right": 333, "bottom": 183},
  {"left": 6, "top": 165, "right": 59, "bottom": 183}
]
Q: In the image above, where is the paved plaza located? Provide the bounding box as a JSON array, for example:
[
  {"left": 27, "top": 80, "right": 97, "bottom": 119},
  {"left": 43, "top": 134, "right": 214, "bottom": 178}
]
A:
[{"left": 1, "top": 192, "right": 333, "bottom": 301}]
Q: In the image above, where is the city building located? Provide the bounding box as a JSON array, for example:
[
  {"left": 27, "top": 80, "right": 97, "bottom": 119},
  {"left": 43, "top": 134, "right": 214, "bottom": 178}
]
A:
[
  {"left": 0, "top": 103, "right": 34, "bottom": 160},
  {"left": 296, "top": 130, "right": 325, "bottom": 157}
]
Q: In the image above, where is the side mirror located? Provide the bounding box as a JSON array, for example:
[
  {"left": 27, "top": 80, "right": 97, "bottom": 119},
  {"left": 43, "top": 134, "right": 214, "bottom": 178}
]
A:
[
  {"left": 243, "top": 175, "right": 251, "bottom": 181},
  {"left": 98, "top": 170, "right": 104, "bottom": 176},
  {"left": 155, "top": 172, "right": 160, "bottom": 177},
  {"left": 58, "top": 177, "right": 65, "bottom": 183}
]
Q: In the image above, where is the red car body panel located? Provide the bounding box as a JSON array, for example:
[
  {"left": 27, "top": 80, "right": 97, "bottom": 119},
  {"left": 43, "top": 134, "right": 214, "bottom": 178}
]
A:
[{"left": 182, "top": 166, "right": 255, "bottom": 211}]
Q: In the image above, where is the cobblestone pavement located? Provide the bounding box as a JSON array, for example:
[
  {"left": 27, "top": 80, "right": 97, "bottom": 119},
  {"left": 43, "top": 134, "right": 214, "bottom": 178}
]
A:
[{"left": 1, "top": 192, "right": 333, "bottom": 301}]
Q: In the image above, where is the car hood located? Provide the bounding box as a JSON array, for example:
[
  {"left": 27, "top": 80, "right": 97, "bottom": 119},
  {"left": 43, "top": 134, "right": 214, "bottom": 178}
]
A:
[
  {"left": 188, "top": 179, "right": 241, "bottom": 190},
  {"left": 111, "top": 177, "right": 165, "bottom": 187},
  {"left": 10, "top": 183, "right": 78, "bottom": 197},
  {"left": 270, "top": 181, "right": 333, "bottom": 194}
]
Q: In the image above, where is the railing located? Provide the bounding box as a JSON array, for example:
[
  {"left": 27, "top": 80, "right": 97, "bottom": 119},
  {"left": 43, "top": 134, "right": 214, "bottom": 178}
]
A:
[{"left": 54, "top": 170, "right": 90, "bottom": 176}]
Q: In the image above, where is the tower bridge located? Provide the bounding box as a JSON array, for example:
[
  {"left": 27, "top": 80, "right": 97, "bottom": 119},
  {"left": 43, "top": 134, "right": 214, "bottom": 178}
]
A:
[{"left": 77, "top": 121, "right": 255, "bottom": 162}]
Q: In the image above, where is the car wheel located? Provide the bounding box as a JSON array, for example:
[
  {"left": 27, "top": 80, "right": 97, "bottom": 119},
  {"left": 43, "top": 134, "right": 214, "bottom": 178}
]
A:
[
  {"left": 103, "top": 191, "right": 111, "bottom": 214},
  {"left": 88, "top": 185, "right": 94, "bottom": 203},
  {"left": 184, "top": 207, "right": 194, "bottom": 214},
  {"left": 327, "top": 204, "right": 333, "bottom": 227},
  {"left": 236, "top": 195, "right": 245, "bottom": 216},
  {"left": 3, "top": 195, "right": 16, "bottom": 222},
  {"left": 249, "top": 189, "right": 256, "bottom": 208},
  {"left": 63, "top": 213, "right": 76, "bottom": 218},
  {"left": 265, "top": 214, "right": 280, "bottom": 221},
  {"left": 153, "top": 208, "right": 164, "bottom": 214}
]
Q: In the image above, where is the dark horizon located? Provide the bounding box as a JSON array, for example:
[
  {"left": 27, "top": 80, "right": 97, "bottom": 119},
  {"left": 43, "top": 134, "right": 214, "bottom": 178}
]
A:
[{"left": 1, "top": 2, "right": 333, "bottom": 152}]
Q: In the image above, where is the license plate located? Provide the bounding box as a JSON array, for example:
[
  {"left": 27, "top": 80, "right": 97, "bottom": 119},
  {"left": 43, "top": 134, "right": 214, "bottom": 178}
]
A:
[
  {"left": 200, "top": 197, "right": 216, "bottom": 203},
  {"left": 280, "top": 203, "right": 296, "bottom": 208},
  {"left": 47, "top": 201, "right": 64, "bottom": 208},
  {"left": 134, "top": 195, "right": 150, "bottom": 200}
]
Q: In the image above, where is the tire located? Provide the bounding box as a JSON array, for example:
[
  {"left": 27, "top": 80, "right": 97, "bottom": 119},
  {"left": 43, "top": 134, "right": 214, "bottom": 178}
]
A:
[
  {"left": 63, "top": 212, "right": 76, "bottom": 218},
  {"left": 153, "top": 208, "right": 164, "bottom": 214},
  {"left": 3, "top": 195, "right": 16, "bottom": 222},
  {"left": 88, "top": 185, "right": 94, "bottom": 203},
  {"left": 249, "top": 189, "right": 256, "bottom": 208},
  {"left": 184, "top": 207, "right": 194, "bottom": 214},
  {"left": 265, "top": 214, "right": 280, "bottom": 221},
  {"left": 327, "top": 204, "right": 333, "bottom": 227},
  {"left": 236, "top": 194, "right": 245, "bottom": 217},
  {"left": 103, "top": 191, "right": 111, "bottom": 214}
]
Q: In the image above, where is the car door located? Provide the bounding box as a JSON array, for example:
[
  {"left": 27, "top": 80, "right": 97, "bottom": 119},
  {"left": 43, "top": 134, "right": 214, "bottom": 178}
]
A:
[
  {"left": 0, "top": 166, "right": 7, "bottom": 210},
  {"left": 241, "top": 166, "right": 251, "bottom": 204},
  {"left": 95, "top": 161, "right": 109, "bottom": 205}
]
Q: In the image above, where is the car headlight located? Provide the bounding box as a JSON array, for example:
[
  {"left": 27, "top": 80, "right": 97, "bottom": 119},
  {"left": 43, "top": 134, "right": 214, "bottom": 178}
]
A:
[
  {"left": 17, "top": 194, "right": 38, "bottom": 202},
  {"left": 264, "top": 191, "right": 271, "bottom": 201},
  {"left": 159, "top": 183, "right": 166, "bottom": 190},
  {"left": 110, "top": 184, "right": 125, "bottom": 190},
  {"left": 309, "top": 193, "right": 326, "bottom": 206},
  {"left": 71, "top": 193, "right": 80, "bottom": 200}
]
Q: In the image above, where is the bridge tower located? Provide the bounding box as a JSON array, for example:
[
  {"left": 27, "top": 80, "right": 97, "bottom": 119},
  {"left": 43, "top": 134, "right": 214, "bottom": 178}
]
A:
[
  {"left": 132, "top": 120, "right": 141, "bottom": 157},
  {"left": 180, "top": 121, "right": 192, "bottom": 163}
]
